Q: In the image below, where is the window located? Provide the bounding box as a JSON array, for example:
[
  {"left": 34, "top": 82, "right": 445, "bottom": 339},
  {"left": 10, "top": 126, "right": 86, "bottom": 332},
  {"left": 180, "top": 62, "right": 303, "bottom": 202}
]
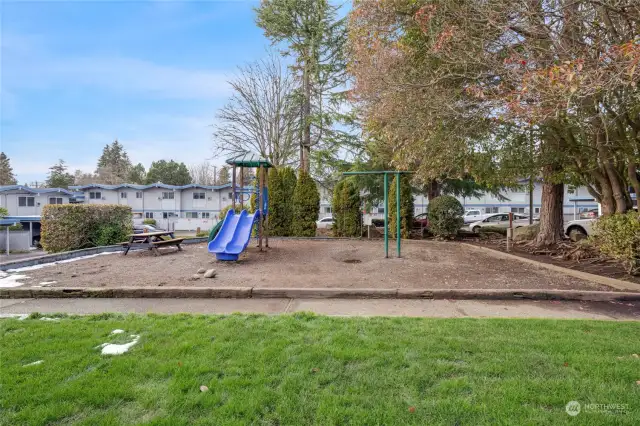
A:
[
  {"left": 18, "top": 196, "right": 35, "bottom": 207},
  {"left": 377, "top": 207, "right": 385, "bottom": 214},
  {"left": 163, "top": 212, "right": 178, "bottom": 219},
  {"left": 466, "top": 210, "right": 481, "bottom": 216},
  {"left": 324, "top": 206, "right": 332, "bottom": 214},
  {"left": 120, "top": 192, "right": 127, "bottom": 199},
  {"left": 510, "top": 207, "right": 525, "bottom": 214},
  {"left": 133, "top": 212, "right": 143, "bottom": 219},
  {"left": 228, "top": 192, "right": 233, "bottom": 199},
  {"left": 49, "top": 197, "right": 63, "bottom": 204},
  {"left": 162, "top": 192, "right": 174, "bottom": 200},
  {"left": 534, "top": 207, "right": 540, "bottom": 214},
  {"left": 186, "top": 212, "right": 198, "bottom": 219},
  {"left": 145, "top": 212, "right": 154, "bottom": 219},
  {"left": 193, "top": 192, "right": 205, "bottom": 200},
  {"left": 202, "top": 212, "right": 210, "bottom": 219},
  {"left": 89, "top": 191, "right": 101, "bottom": 200},
  {"left": 136, "top": 191, "right": 143, "bottom": 199}
]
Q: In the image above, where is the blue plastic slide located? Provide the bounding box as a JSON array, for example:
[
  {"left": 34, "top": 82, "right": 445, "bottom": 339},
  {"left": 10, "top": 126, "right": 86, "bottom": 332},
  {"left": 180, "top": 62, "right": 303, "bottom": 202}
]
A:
[{"left": 207, "top": 210, "right": 260, "bottom": 261}]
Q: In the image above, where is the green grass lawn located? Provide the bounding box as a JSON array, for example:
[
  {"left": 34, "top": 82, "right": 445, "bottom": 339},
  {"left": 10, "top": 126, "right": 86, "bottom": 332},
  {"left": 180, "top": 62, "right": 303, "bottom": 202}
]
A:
[{"left": 1, "top": 313, "right": 639, "bottom": 425}]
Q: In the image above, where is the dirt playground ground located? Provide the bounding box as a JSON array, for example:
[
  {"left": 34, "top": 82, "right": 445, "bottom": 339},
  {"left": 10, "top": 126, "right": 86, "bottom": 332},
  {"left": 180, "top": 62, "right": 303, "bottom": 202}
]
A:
[{"left": 11, "top": 240, "right": 620, "bottom": 291}]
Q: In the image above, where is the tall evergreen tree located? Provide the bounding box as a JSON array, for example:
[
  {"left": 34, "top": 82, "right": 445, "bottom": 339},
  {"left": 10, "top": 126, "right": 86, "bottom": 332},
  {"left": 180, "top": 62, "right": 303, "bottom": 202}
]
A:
[
  {"left": 267, "top": 168, "right": 287, "bottom": 236},
  {"left": 256, "top": 0, "right": 348, "bottom": 173},
  {"left": 331, "top": 179, "right": 346, "bottom": 236},
  {"left": 45, "top": 159, "right": 75, "bottom": 188},
  {"left": 388, "top": 175, "right": 414, "bottom": 239},
  {"left": 96, "top": 140, "right": 132, "bottom": 184},
  {"left": 279, "top": 166, "right": 297, "bottom": 235},
  {"left": 291, "top": 170, "right": 320, "bottom": 236},
  {"left": 128, "top": 163, "right": 146, "bottom": 184},
  {"left": 218, "top": 167, "right": 231, "bottom": 184},
  {"left": 0, "top": 152, "right": 17, "bottom": 185},
  {"left": 145, "top": 160, "right": 192, "bottom": 185}
]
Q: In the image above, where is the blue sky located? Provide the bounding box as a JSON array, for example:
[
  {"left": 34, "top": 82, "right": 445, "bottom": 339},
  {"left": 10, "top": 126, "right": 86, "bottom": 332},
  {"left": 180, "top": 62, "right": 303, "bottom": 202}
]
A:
[{"left": 1, "top": 0, "right": 273, "bottom": 184}]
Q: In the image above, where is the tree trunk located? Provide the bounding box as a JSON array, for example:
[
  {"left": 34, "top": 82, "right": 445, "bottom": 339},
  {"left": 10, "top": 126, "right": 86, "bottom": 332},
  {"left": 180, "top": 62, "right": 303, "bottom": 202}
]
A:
[
  {"left": 427, "top": 180, "right": 441, "bottom": 201},
  {"left": 533, "top": 169, "right": 565, "bottom": 247},
  {"left": 301, "top": 58, "right": 311, "bottom": 173}
]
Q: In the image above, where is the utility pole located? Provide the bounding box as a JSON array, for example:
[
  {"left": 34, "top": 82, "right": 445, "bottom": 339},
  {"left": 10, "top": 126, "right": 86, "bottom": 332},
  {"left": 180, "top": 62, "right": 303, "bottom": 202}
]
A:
[
  {"left": 529, "top": 126, "right": 534, "bottom": 225},
  {"left": 213, "top": 165, "right": 217, "bottom": 186}
]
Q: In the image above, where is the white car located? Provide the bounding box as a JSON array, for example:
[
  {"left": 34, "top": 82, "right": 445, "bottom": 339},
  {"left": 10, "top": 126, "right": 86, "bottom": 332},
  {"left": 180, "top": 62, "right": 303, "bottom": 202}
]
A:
[
  {"left": 469, "top": 213, "right": 535, "bottom": 233},
  {"left": 316, "top": 216, "right": 334, "bottom": 229},
  {"left": 564, "top": 218, "right": 596, "bottom": 241},
  {"left": 463, "top": 209, "right": 488, "bottom": 224}
]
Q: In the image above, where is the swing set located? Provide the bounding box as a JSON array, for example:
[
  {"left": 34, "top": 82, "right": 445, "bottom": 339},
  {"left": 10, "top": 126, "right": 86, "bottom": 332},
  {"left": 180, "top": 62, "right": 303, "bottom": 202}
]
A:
[{"left": 343, "top": 170, "right": 414, "bottom": 258}]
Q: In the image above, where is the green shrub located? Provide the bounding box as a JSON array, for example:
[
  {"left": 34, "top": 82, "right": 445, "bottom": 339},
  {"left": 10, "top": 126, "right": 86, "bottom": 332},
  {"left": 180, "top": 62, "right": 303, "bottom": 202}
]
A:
[
  {"left": 428, "top": 195, "right": 464, "bottom": 239},
  {"left": 477, "top": 226, "right": 507, "bottom": 236},
  {"left": 0, "top": 207, "right": 8, "bottom": 218},
  {"left": 280, "top": 167, "right": 297, "bottom": 234},
  {"left": 219, "top": 205, "right": 244, "bottom": 221},
  {"left": 267, "top": 168, "right": 286, "bottom": 236},
  {"left": 594, "top": 212, "right": 640, "bottom": 275},
  {"left": 41, "top": 204, "right": 133, "bottom": 252},
  {"left": 142, "top": 218, "right": 157, "bottom": 226},
  {"left": 332, "top": 179, "right": 361, "bottom": 237},
  {"left": 388, "top": 175, "right": 414, "bottom": 239},
  {"left": 196, "top": 229, "right": 210, "bottom": 238},
  {"left": 331, "top": 180, "right": 346, "bottom": 236},
  {"left": 0, "top": 223, "right": 24, "bottom": 232},
  {"left": 291, "top": 170, "right": 320, "bottom": 237}
]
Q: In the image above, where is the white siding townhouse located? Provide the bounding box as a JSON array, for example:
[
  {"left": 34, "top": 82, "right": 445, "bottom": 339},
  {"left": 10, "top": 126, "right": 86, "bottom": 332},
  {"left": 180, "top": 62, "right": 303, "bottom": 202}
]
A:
[
  {"left": 0, "top": 185, "right": 73, "bottom": 216},
  {"left": 69, "top": 183, "right": 237, "bottom": 231}
]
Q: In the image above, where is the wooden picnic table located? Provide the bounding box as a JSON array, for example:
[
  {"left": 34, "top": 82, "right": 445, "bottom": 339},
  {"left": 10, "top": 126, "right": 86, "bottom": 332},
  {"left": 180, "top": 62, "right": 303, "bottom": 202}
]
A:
[{"left": 122, "top": 231, "right": 185, "bottom": 256}]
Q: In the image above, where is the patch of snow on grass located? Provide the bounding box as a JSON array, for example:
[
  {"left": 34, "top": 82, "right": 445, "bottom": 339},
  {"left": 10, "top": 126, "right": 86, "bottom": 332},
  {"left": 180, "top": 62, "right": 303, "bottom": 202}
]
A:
[
  {"left": 100, "top": 335, "right": 140, "bottom": 355},
  {"left": 23, "top": 360, "right": 43, "bottom": 367},
  {"left": 110, "top": 329, "right": 125, "bottom": 334},
  {"left": 8, "top": 251, "right": 118, "bottom": 273},
  {"left": 40, "top": 317, "right": 60, "bottom": 321},
  {"left": 0, "top": 313, "right": 28, "bottom": 320}
]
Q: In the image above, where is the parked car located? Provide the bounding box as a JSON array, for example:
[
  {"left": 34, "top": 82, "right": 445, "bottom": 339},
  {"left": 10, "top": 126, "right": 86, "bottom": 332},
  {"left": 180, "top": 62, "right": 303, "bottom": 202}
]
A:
[
  {"left": 462, "top": 209, "right": 488, "bottom": 224},
  {"left": 564, "top": 218, "right": 596, "bottom": 241},
  {"left": 316, "top": 217, "right": 334, "bottom": 229},
  {"left": 579, "top": 208, "right": 599, "bottom": 219},
  {"left": 469, "top": 213, "right": 536, "bottom": 233},
  {"left": 133, "top": 224, "right": 162, "bottom": 234},
  {"left": 413, "top": 213, "right": 429, "bottom": 228}
]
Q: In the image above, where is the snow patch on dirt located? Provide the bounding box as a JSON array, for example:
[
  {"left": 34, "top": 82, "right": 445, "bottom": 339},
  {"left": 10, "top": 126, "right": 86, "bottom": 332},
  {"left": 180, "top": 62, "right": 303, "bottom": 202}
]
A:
[
  {"left": 23, "top": 360, "right": 43, "bottom": 367},
  {"left": 7, "top": 251, "right": 118, "bottom": 273},
  {"left": 0, "top": 271, "right": 30, "bottom": 288}
]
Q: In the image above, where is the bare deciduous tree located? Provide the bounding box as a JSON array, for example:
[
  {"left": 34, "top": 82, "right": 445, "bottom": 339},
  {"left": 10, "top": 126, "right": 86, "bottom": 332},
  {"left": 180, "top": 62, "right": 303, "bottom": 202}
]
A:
[
  {"left": 212, "top": 53, "right": 299, "bottom": 168},
  {"left": 189, "top": 162, "right": 217, "bottom": 186}
]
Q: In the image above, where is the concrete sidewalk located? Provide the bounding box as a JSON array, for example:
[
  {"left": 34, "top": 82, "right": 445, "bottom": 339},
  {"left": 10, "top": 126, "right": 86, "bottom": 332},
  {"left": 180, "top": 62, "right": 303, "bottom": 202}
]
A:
[{"left": 1, "top": 298, "right": 639, "bottom": 320}]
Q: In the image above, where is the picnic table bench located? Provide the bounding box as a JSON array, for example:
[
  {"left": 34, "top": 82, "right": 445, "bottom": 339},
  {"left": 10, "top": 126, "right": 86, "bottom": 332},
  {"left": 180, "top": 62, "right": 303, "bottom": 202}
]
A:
[{"left": 121, "top": 231, "right": 184, "bottom": 256}]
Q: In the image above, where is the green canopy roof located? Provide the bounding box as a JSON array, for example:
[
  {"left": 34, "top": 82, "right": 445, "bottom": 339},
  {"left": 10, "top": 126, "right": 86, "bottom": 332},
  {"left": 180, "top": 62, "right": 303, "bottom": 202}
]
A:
[{"left": 225, "top": 152, "right": 274, "bottom": 168}]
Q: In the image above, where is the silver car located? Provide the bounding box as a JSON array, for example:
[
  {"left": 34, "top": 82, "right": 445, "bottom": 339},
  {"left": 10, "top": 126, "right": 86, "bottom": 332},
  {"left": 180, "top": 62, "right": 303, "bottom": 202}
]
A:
[{"left": 469, "top": 213, "right": 535, "bottom": 233}]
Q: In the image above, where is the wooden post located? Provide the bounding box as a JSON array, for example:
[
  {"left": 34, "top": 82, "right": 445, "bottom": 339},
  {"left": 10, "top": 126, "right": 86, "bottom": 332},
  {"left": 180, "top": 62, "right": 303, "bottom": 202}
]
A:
[
  {"left": 231, "top": 165, "right": 236, "bottom": 211},
  {"left": 240, "top": 166, "right": 244, "bottom": 211},
  {"left": 258, "top": 165, "right": 264, "bottom": 250}
]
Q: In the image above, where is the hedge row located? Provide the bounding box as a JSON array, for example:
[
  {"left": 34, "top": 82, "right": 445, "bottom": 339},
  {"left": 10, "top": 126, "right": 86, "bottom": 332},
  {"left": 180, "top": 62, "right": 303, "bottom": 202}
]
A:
[{"left": 41, "top": 204, "right": 133, "bottom": 253}]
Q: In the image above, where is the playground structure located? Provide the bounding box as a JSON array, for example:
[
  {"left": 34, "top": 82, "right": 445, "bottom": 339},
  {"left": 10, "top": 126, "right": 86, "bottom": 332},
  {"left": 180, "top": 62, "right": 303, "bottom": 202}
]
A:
[
  {"left": 208, "top": 153, "right": 273, "bottom": 261},
  {"left": 343, "top": 171, "right": 414, "bottom": 258}
]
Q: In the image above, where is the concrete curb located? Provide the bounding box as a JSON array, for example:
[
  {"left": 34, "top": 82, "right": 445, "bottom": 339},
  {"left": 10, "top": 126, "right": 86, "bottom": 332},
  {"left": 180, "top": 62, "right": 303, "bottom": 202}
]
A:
[
  {"left": 0, "top": 237, "right": 209, "bottom": 271},
  {"left": 2, "top": 287, "right": 640, "bottom": 302},
  {"left": 461, "top": 242, "right": 640, "bottom": 292}
]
